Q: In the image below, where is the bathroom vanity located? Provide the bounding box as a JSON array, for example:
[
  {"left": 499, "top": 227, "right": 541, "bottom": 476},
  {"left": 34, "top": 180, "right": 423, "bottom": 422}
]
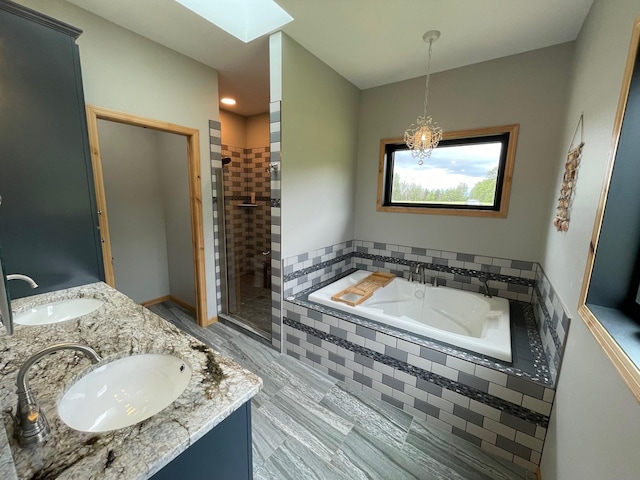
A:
[{"left": 0, "top": 283, "right": 262, "bottom": 479}]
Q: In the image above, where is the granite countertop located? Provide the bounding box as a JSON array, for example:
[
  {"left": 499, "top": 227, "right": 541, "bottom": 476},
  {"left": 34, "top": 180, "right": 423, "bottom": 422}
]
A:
[{"left": 0, "top": 282, "right": 262, "bottom": 480}]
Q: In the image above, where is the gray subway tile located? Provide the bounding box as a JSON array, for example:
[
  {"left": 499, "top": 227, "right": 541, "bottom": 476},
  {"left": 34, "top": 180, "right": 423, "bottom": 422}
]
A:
[
  {"left": 355, "top": 353, "right": 375, "bottom": 369},
  {"left": 381, "top": 393, "right": 405, "bottom": 409},
  {"left": 496, "top": 435, "right": 533, "bottom": 459},
  {"left": 330, "top": 326, "right": 349, "bottom": 340},
  {"left": 452, "top": 427, "right": 482, "bottom": 447},
  {"left": 453, "top": 405, "right": 484, "bottom": 427},
  {"left": 328, "top": 351, "right": 346, "bottom": 366},
  {"left": 500, "top": 412, "right": 537, "bottom": 437},
  {"left": 506, "top": 376, "right": 545, "bottom": 400},
  {"left": 458, "top": 372, "right": 489, "bottom": 393},
  {"left": 356, "top": 325, "right": 377, "bottom": 340},
  {"left": 414, "top": 398, "right": 440, "bottom": 417},
  {"left": 415, "top": 378, "right": 442, "bottom": 397},
  {"left": 457, "top": 253, "right": 475, "bottom": 262},
  {"left": 511, "top": 260, "right": 534, "bottom": 271},
  {"left": 385, "top": 346, "right": 409, "bottom": 363},
  {"left": 307, "top": 334, "right": 323, "bottom": 347},
  {"left": 420, "top": 347, "right": 447, "bottom": 365},
  {"left": 307, "top": 351, "right": 322, "bottom": 363},
  {"left": 382, "top": 374, "right": 405, "bottom": 392},
  {"left": 353, "top": 371, "right": 373, "bottom": 388}
]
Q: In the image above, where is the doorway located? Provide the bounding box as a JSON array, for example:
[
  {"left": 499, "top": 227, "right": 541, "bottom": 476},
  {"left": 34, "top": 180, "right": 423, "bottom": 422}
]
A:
[
  {"left": 218, "top": 110, "right": 272, "bottom": 338},
  {"left": 85, "top": 105, "right": 208, "bottom": 326}
]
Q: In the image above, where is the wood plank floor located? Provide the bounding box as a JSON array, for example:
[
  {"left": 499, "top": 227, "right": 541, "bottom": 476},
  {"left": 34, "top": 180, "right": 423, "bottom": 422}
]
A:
[{"left": 148, "top": 301, "right": 535, "bottom": 480}]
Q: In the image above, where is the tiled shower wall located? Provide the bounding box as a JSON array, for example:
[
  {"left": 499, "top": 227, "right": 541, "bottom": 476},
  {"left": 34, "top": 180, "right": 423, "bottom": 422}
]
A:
[
  {"left": 209, "top": 120, "right": 222, "bottom": 313},
  {"left": 280, "top": 239, "right": 573, "bottom": 471},
  {"left": 220, "top": 144, "right": 271, "bottom": 277}
]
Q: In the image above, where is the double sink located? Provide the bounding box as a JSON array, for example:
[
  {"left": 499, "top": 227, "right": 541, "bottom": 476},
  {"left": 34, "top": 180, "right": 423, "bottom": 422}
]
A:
[{"left": 12, "top": 297, "right": 192, "bottom": 438}]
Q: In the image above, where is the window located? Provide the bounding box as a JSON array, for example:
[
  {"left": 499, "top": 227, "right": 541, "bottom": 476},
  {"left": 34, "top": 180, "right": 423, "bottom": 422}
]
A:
[{"left": 377, "top": 125, "right": 519, "bottom": 217}]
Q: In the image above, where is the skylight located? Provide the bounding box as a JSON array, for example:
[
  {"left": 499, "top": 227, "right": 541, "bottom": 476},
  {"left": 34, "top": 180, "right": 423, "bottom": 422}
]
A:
[{"left": 174, "top": 0, "right": 293, "bottom": 43}]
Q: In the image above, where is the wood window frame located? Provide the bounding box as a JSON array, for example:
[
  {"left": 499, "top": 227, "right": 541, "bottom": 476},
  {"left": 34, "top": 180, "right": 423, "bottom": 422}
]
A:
[
  {"left": 376, "top": 124, "right": 519, "bottom": 217},
  {"left": 578, "top": 15, "right": 640, "bottom": 402}
]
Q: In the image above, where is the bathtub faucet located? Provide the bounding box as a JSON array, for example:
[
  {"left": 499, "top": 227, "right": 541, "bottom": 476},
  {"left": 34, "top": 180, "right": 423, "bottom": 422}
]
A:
[
  {"left": 479, "top": 276, "right": 492, "bottom": 298},
  {"left": 409, "top": 264, "right": 424, "bottom": 283}
]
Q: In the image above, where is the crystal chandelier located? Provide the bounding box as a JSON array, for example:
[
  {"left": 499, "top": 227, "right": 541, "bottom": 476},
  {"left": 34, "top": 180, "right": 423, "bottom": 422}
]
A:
[{"left": 404, "top": 30, "right": 442, "bottom": 165}]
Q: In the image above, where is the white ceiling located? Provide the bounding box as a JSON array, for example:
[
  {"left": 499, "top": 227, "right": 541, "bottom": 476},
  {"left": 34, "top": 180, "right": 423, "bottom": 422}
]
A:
[{"left": 67, "top": 0, "right": 594, "bottom": 116}]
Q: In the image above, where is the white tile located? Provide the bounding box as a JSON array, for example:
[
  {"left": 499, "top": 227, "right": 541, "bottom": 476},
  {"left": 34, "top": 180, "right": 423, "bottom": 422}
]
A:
[
  {"left": 475, "top": 365, "right": 508, "bottom": 386},
  {"left": 403, "top": 404, "right": 427, "bottom": 421},
  {"left": 404, "top": 384, "right": 427, "bottom": 401},
  {"left": 407, "top": 354, "right": 432, "bottom": 372},
  {"left": 522, "top": 395, "right": 552, "bottom": 416},
  {"left": 372, "top": 360, "right": 395, "bottom": 377},
  {"left": 376, "top": 332, "right": 397, "bottom": 347},
  {"left": 432, "top": 362, "right": 459, "bottom": 381},
  {"left": 442, "top": 389, "right": 470, "bottom": 409},
  {"left": 371, "top": 379, "right": 393, "bottom": 396},
  {"left": 535, "top": 425, "right": 547, "bottom": 441},
  {"left": 466, "top": 423, "right": 497, "bottom": 444},
  {"left": 530, "top": 450, "right": 542, "bottom": 465},
  {"left": 394, "top": 369, "right": 417, "bottom": 387},
  {"left": 469, "top": 399, "right": 501, "bottom": 422},
  {"left": 344, "top": 359, "right": 363, "bottom": 374},
  {"left": 391, "top": 389, "right": 414, "bottom": 406},
  {"left": 397, "top": 339, "right": 421, "bottom": 356},
  {"left": 483, "top": 418, "right": 516, "bottom": 441},
  {"left": 515, "top": 431, "right": 544, "bottom": 452},
  {"left": 543, "top": 388, "right": 555, "bottom": 403},
  {"left": 445, "top": 356, "right": 475, "bottom": 375},
  {"left": 364, "top": 338, "right": 385, "bottom": 354},
  {"left": 362, "top": 366, "right": 383, "bottom": 383},
  {"left": 492, "top": 258, "right": 512, "bottom": 268},
  {"left": 438, "top": 410, "right": 467, "bottom": 430},
  {"left": 488, "top": 383, "right": 523, "bottom": 405},
  {"left": 427, "top": 393, "right": 454, "bottom": 413},
  {"left": 335, "top": 364, "right": 354, "bottom": 379}
]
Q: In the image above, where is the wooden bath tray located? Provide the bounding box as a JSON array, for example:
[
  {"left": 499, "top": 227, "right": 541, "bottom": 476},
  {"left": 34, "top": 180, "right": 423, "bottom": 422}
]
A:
[{"left": 331, "top": 272, "right": 395, "bottom": 306}]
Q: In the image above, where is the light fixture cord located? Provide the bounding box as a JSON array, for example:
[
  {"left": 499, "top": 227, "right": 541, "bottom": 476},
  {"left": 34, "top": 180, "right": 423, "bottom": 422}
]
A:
[{"left": 423, "top": 40, "right": 433, "bottom": 116}]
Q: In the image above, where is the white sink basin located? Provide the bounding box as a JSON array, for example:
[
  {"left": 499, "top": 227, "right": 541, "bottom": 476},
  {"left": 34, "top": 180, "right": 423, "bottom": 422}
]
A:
[
  {"left": 58, "top": 353, "right": 192, "bottom": 432},
  {"left": 15, "top": 298, "right": 104, "bottom": 326}
]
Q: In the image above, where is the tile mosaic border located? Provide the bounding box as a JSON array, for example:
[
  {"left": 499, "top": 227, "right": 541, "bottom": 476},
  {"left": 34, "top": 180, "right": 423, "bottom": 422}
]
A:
[
  {"left": 533, "top": 265, "right": 571, "bottom": 384},
  {"left": 283, "top": 316, "right": 549, "bottom": 428},
  {"left": 282, "top": 302, "right": 553, "bottom": 471}
]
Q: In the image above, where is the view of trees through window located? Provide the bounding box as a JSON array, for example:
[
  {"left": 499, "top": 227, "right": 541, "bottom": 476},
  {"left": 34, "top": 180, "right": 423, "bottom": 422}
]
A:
[{"left": 390, "top": 141, "right": 503, "bottom": 206}]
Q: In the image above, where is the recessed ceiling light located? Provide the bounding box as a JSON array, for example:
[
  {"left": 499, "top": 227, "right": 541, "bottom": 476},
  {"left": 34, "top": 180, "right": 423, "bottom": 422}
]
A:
[
  {"left": 174, "top": 0, "right": 293, "bottom": 43},
  {"left": 221, "top": 97, "right": 237, "bottom": 106}
]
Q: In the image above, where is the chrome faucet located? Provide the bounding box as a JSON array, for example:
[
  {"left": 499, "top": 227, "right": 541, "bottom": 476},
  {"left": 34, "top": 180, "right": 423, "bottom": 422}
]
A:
[
  {"left": 14, "top": 343, "right": 102, "bottom": 447},
  {"left": 409, "top": 264, "right": 427, "bottom": 284},
  {"left": 7, "top": 274, "right": 38, "bottom": 289},
  {"left": 479, "top": 276, "right": 492, "bottom": 298},
  {"left": 432, "top": 274, "right": 440, "bottom": 287},
  {"left": 0, "top": 273, "right": 38, "bottom": 335}
]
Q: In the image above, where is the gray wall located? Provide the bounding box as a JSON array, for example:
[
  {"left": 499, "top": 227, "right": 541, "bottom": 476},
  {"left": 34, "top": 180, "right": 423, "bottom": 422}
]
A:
[
  {"left": 99, "top": 120, "right": 195, "bottom": 306},
  {"left": 280, "top": 34, "right": 360, "bottom": 258},
  {"left": 539, "top": 0, "right": 640, "bottom": 478},
  {"left": 157, "top": 132, "right": 195, "bottom": 307},
  {"left": 354, "top": 43, "right": 575, "bottom": 262},
  {"left": 15, "top": 0, "right": 219, "bottom": 318}
]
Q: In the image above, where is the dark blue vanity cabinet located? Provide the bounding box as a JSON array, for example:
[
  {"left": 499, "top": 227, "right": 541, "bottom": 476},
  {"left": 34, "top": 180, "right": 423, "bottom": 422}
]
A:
[
  {"left": 152, "top": 401, "right": 254, "bottom": 480},
  {"left": 0, "top": 0, "right": 104, "bottom": 299}
]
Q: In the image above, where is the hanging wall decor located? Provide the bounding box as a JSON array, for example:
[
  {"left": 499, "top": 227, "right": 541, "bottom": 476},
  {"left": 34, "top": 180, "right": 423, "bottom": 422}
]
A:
[{"left": 554, "top": 114, "right": 584, "bottom": 232}]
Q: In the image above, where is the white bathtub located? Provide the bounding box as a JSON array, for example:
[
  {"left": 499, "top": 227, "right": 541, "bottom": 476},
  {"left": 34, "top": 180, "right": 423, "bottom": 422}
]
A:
[{"left": 308, "top": 270, "right": 512, "bottom": 362}]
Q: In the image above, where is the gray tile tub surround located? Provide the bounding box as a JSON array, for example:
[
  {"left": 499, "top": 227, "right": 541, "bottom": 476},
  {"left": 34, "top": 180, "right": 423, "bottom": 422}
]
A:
[
  {"left": 282, "top": 303, "right": 554, "bottom": 472},
  {"left": 282, "top": 240, "right": 536, "bottom": 302},
  {"left": 0, "top": 283, "right": 262, "bottom": 480},
  {"left": 533, "top": 264, "right": 571, "bottom": 385},
  {"left": 292, "top": 278, "right": 552, "bottom": 386}
]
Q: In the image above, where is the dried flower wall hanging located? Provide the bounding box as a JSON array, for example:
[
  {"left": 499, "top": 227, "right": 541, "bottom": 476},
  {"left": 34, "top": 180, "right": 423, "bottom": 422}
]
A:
[{"left": 554, "top": 114, "right": 584, "bottom": 232}]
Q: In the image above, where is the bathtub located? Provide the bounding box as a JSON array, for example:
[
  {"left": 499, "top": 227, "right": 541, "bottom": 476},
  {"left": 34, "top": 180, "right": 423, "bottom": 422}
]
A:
[{"left": 308, "top": 270, "right": 512, "bottom": 362}]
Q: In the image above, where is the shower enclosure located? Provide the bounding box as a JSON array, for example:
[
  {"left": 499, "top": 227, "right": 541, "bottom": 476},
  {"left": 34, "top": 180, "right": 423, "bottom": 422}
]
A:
[{"left": 218, "top": 144, "right": 272, "bottom": 337}]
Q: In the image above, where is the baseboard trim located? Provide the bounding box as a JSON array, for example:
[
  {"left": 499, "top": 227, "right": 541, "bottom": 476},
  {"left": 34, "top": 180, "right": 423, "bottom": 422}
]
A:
[
  {"left": 140, "top": 295, "right": 170, "bottom": 307},
  {"left": 140, "top": 295, "right": 196, "bottom": 314}
]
